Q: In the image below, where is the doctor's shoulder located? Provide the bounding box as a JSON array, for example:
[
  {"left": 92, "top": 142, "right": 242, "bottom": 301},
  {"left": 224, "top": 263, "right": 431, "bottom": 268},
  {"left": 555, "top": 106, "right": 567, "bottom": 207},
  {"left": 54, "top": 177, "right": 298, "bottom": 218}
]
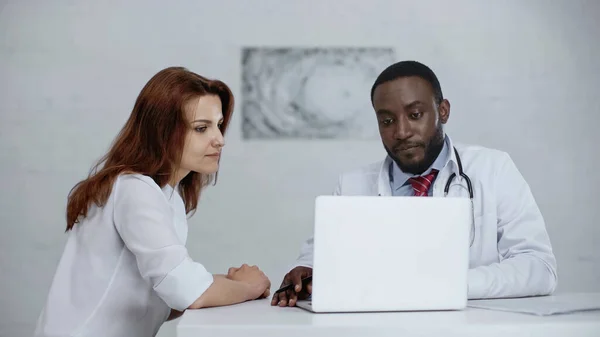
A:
[
  {"left": 333, "top": 160, "right": 384, "bottom": 196},
  {"left": 454, "top": 142, "right": 523, "bottom": 179}
]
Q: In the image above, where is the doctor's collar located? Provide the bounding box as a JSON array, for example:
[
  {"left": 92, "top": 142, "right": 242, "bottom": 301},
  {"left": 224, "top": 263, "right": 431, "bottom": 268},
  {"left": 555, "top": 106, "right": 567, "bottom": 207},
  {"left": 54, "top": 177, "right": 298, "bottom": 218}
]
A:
[
  {"left": 380, "top": 135, "right": 461, "bottom": 183},
  {"left": 444, "top": 134, "right": 460, "bottom": 167},
  {"left": 389, "top": 138, "right": 451, "bottom": 188}
]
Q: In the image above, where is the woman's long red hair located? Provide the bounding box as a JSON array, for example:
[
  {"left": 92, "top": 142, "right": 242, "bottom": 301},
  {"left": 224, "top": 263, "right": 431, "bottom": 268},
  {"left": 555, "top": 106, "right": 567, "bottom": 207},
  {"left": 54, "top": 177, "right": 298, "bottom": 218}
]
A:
[{"left": 65, "top": 67, "right": 234, "bottom": 231}]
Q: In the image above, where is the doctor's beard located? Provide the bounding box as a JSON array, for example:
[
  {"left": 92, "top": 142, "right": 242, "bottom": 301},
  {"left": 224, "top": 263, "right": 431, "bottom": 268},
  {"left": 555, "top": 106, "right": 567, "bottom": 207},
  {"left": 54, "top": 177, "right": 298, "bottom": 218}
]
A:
[{"left": 384, "top": 122, "right": 445, "bottom": 175}]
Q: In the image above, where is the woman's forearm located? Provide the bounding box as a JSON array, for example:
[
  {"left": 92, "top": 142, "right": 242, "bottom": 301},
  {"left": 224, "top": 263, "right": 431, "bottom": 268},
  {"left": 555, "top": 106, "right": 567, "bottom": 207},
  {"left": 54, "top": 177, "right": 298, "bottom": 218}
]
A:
[
  {"left": 167, "top": 275, "right": 229, "bottom": 320},
  {"left": 188, "top": 275, "right": 253, "bottom": 309}
]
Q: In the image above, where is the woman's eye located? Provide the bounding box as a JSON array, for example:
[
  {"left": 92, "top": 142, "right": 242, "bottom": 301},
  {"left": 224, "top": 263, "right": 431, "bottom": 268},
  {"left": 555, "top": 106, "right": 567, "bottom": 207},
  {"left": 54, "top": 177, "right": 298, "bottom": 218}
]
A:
[{"left": 195, "top": 126, "right": 207, "bottom": 132}]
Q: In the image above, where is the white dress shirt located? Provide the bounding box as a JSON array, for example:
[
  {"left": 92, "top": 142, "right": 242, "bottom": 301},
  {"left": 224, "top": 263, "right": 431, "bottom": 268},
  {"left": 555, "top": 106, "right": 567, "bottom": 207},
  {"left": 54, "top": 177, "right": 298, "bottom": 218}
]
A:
[
  {"left": 294, "top": 135, "right": 558, "bottom": 300},
  {"left": 35, "top": 174, "right": 214, "bottom": 337}
]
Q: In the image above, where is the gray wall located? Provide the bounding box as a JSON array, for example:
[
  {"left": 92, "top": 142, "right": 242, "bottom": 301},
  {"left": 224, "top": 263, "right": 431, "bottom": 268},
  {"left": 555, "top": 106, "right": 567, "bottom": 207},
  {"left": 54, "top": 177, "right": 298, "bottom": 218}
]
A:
[{"left": 1, "top": 0, "right": 599, "bottom": 336}]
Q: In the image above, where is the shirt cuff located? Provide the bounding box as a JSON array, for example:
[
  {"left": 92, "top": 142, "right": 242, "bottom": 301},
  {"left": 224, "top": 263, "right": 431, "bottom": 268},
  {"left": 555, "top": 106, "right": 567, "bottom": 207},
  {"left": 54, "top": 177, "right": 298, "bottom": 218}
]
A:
[
  {"left": 467, "top": 268, "right": 487, "bottom": 299},
  {"left": 292, "top": 260, "right": 313, "bottom": 270},
  {"left": 154, "top": 257, "right": 214, "bottom": 311}
]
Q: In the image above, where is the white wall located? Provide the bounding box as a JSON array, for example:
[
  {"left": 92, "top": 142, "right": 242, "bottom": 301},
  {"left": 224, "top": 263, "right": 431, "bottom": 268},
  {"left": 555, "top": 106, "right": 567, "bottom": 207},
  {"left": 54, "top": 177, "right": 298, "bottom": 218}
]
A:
[{"left": 1, "top": 0, "right": 599, "bottom": 336}]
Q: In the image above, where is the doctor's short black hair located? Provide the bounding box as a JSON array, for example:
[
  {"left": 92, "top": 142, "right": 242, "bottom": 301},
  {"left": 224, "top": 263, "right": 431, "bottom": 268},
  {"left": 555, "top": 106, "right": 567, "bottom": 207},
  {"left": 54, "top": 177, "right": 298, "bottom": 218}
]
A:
[{"left": 370, "top": 60, "right": 444, "bottom": 105}]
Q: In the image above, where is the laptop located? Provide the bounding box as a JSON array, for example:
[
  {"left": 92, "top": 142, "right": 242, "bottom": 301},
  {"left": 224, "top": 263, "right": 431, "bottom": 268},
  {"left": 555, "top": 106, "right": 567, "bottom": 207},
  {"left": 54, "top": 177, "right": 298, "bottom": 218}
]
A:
[{"left": 296, "top": 195, "right": 471, "bottom": 313}]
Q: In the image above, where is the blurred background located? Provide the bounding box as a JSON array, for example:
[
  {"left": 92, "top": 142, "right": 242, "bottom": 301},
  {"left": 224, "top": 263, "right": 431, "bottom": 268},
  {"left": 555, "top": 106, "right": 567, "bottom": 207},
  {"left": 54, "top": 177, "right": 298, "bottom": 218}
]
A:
[{"left": 1, "top": 0, "right": 599, "bottom": 336}]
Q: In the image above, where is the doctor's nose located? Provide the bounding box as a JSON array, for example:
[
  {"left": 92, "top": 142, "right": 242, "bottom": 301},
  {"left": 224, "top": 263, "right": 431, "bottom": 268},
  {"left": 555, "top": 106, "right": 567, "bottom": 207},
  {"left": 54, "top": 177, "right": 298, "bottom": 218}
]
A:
[{"left": 393, "top": 117, "right": 413, "bottom": 140}]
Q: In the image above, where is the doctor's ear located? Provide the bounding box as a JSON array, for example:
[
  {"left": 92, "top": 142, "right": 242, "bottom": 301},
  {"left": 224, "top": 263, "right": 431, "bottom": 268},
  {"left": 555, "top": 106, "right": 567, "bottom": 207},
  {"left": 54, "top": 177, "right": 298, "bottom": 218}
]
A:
[{"left": 438, "top": 99, "right": 450, "bottom": 124}]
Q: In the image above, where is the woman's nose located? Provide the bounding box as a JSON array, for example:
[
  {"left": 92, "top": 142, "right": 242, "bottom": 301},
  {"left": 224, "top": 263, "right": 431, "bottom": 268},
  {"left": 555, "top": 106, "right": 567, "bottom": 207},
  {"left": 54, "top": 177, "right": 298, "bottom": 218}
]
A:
[{"left": 213, "top": 132, "right": 225, "bottom": 148}]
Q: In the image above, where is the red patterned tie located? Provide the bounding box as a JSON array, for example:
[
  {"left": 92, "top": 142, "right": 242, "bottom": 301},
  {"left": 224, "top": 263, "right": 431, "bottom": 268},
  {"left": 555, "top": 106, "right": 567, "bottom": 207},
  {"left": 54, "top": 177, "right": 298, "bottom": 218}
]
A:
[{"left": 408, "top": 169, "right": 439, "bottom": 196}]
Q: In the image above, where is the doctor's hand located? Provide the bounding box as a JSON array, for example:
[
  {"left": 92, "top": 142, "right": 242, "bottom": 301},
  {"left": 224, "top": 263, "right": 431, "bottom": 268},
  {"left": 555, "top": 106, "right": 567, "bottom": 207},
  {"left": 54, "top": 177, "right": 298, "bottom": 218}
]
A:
[
  {"left": 227, "top": 264, "right": 271, "bottom": 300},
  {"left": 271, "top": 266, "right": 313, "bottom": 307}
]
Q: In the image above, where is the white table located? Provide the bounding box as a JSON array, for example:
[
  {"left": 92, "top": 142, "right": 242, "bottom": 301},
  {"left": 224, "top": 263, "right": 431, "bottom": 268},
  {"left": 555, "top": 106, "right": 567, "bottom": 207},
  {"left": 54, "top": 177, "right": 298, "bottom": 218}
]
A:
[{"left": 177, "top": 298, "right": 600, "bottom": 337}]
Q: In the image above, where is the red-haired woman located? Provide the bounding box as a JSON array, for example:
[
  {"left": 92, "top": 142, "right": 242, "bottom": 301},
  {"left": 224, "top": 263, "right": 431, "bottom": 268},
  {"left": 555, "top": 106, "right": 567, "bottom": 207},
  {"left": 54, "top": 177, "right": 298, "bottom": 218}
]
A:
[{"left": 35, "top": 67, "right": 270, "bottom": 337}]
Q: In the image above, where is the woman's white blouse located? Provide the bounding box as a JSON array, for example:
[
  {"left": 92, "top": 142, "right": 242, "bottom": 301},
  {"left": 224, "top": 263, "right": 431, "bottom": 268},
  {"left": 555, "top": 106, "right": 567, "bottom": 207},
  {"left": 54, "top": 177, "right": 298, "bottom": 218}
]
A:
[{"left": 35, "top": 174, "right": 214, "bottom": 337}]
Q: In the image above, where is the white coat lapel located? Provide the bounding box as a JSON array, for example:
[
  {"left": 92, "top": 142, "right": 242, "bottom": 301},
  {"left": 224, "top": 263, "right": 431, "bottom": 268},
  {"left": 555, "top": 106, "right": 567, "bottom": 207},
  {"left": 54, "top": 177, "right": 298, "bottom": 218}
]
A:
[{"left": 376, "top": 156, "right": 393, "bottom": 196}]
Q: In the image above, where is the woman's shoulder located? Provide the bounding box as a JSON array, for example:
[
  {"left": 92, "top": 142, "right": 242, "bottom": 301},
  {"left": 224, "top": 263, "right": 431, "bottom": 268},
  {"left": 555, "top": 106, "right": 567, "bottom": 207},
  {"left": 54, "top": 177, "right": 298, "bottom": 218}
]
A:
[
  {"left": 116, "top": 173, "right": 161, "bottom": 190},
  {"left": 113, "top": 173, "right": 172, "bottom": 203}
]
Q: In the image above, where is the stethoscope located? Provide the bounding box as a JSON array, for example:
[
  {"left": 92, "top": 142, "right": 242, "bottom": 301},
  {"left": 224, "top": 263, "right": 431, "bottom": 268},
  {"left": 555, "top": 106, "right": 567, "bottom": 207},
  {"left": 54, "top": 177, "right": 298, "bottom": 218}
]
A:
[
  {"left": 444, "top": 147, "right": 475, "bottom": 246},
  {"left": 385, "top": 146, "right": 476, "bottom": 246}
]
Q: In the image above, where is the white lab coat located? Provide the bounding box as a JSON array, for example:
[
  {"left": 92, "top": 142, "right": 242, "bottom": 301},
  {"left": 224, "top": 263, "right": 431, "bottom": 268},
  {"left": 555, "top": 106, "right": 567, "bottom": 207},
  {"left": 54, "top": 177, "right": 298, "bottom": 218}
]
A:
[{"left": 294, "top": 136, "right": 557, "bottom": 300}]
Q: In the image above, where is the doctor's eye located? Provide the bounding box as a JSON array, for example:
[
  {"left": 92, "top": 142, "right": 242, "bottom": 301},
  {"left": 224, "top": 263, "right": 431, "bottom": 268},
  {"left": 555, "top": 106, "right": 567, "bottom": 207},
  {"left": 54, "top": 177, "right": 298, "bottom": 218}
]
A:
[
  {"left": 409, "top": 111, "right": 423, "bottom": 119},
  {"left": 380, "top": 118, "right": 394, "bottom": 126}
]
